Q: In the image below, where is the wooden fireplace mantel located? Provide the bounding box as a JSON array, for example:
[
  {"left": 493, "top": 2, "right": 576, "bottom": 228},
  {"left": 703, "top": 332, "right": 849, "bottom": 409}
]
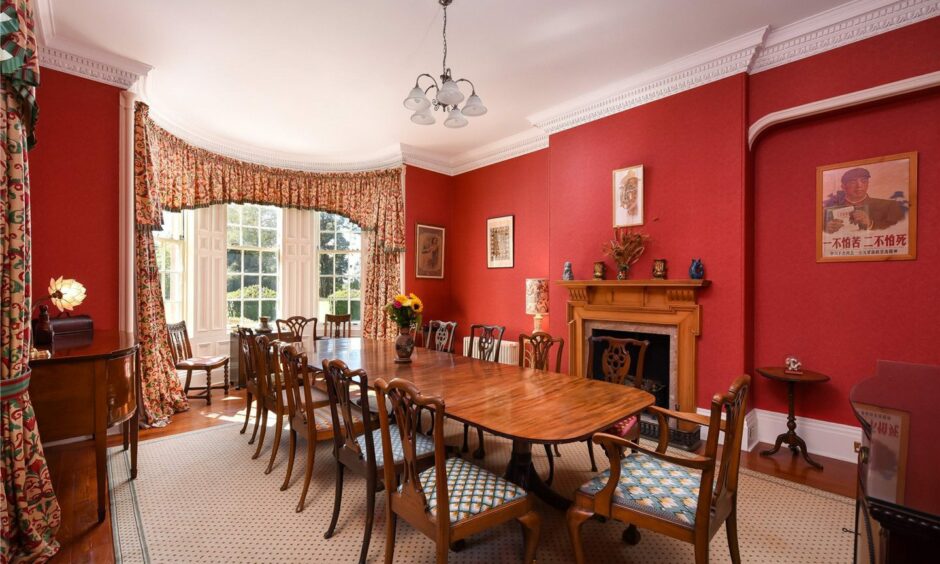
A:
[{"left": 558, "top": 279, "right": 709, "bottom": 415}]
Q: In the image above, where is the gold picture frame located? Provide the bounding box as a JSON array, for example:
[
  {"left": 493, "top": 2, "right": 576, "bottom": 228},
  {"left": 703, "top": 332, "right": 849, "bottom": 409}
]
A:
[
  {"left": 415, "top": 223, "right": 445, "bottom": 279},
  {"left": 613, "top": 164, "right": 644, "bottom": 227},
  {"left": 816, "top": 152, "right": 917, "bottom": 262}
]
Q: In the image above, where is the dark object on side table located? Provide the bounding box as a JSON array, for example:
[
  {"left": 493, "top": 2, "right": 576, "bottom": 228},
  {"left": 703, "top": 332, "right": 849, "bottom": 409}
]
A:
[{"left": 32, "top": 308, "right": 93, "bottom": 347}]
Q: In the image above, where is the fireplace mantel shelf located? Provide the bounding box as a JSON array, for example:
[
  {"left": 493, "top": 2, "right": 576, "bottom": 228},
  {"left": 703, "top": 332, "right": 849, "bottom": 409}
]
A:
[{"left": 557, "top": 279, "right": 710, "bottom": 289}]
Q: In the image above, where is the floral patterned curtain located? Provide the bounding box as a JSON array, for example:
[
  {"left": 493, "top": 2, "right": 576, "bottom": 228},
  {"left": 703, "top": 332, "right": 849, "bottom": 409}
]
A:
[
  {"left": 1, "top": 1, "right": 62, "bottom": 561},
  {"left": 134, "top": 103, "right": 404, "bottom": 422}
]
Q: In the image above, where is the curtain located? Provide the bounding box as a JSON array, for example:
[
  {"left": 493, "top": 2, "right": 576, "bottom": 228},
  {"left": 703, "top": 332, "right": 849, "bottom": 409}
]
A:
[
  {"left": 134, "top": 103, "right": 405, "bottom": 423},
  {"left": 1, "top": 1, "right": 62, "bottom": 561}
]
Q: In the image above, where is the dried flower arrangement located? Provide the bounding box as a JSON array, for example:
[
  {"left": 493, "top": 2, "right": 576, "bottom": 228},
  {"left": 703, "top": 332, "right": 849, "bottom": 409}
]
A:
[{"left": 603, "top": 228, "right": 649, "bottom": 279}]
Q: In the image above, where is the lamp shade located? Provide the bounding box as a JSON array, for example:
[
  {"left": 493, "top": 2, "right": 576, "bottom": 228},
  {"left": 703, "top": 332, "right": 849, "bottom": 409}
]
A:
[
  {"left": 436, "top": 79, "right": 465, "bottom": 106},
  {"left": 410, "top": 107, "right": 436, "bottom": 125},
  {"left": 48, "top": 276, "right": 86, "bottom": 312},
  {"left": 525, "top": 278, "right": 549, "bottom": 316},
  {"left": 461, "top": 93, "right": 487, "bottom": 116},
  {"left": 403, "top": 86, "right": 431, "bottom": 110},
  {"left": 443, "top": 107, "right": 468, "bottom": 128}
]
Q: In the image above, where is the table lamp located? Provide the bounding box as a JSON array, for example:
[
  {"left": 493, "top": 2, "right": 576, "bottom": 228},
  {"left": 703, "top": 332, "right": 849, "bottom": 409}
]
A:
[{"left": 525, "top": 278, "right": 549, "bottom": 332}]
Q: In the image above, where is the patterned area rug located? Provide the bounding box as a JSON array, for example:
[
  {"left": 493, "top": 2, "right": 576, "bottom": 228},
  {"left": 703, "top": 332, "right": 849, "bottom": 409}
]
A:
[{"left": 108, "top": 420, "right": 855, "bottom": 563}]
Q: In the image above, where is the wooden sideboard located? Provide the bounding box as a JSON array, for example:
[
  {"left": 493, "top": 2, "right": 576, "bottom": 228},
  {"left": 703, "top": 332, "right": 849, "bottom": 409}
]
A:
[{"left": 30, "top": 330, "right": 140, "bottom": 522}]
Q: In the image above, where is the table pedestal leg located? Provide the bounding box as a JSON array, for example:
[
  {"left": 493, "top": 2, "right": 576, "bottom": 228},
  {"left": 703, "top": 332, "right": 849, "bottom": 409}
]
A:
[
  {"left": 760, "top": 381, "right": 824, "bottom": 469},
  {"left": 504, "top": 439, "right": 571, "bottom": 510}
]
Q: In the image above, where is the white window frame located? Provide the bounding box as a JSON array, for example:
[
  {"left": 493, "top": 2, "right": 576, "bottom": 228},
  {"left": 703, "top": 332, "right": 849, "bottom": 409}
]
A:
[
  {"left": 226, "top": 204, "right": 283, "bottom": 329},
  {"left": 314, "top": 211, "right": 363, "bottom": 330},
  {"left": 153, "top": 211, "right": 186, "bottom": 324}
]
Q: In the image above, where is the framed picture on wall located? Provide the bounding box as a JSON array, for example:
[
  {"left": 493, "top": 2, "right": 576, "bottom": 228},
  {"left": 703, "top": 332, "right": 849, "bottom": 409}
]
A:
[
  {"left": 613, "top": 164, "right": 644, "bottom": 227},
  {"left": 415, "top": 223, "right": 445, "bottom": 279},
  {"left": 816, "top": 152, "right": 917, "bottom": 262},
  {"left": 486, "top": 215, "right": 514, "bottom": 268}
]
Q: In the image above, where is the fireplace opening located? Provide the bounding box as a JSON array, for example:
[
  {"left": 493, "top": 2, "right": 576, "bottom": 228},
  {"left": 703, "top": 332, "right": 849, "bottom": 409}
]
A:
[{"left": 589, "top": 328, "right": 670, "bottom": 410}]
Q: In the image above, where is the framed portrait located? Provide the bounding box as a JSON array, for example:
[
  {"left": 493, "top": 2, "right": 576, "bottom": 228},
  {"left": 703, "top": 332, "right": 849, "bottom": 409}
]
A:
[
  {"left": 415, "top": 223, "right": 445, "bottom": 279},
  {"left": 613, "top": 164, "right": 644, "bottom": 227},
  {"left": 817, "top": 152, "right": 917, "bottom": 263},
  {"left": 486, "top": 215, "right": 514, "bottom": 268}
]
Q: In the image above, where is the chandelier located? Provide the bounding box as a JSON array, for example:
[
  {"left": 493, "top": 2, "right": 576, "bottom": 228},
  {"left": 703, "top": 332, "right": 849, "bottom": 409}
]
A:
[{"left": 402, "top": 0, "right": 487, "bottom": 128}]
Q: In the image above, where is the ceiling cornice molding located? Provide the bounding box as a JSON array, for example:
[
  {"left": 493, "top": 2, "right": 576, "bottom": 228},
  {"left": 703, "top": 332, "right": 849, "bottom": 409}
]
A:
[
  {"left": 751, "top": 0, "right": 940, "bottom": 73},
  {"left": 35, "top": 0, "right": 151, "bottom": 89},
  {"left": 401, "top": 146, "right": 454, "bottom": 176},
  {"left": 451, "top": 130, "right": 549, "bottom": 175},
  {"left": 148, "top": 107, "right": 403, "bottom": 173},
  {"left": 528, "top": 27, "right": 768, "bottom": 136}
]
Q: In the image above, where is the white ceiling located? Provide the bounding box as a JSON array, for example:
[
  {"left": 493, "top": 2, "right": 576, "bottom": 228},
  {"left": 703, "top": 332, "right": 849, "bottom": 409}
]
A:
[{"left": 44, "top": 0, "right": 865, "bottom": 166}]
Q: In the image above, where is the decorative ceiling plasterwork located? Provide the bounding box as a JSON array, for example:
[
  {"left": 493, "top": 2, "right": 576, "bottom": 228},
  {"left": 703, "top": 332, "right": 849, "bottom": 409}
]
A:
[
  {"left": 751, "top": 0, "right": 940, "bottom": 73},
  {"left": 33, "top": 0, "right": 937, "bottom": 176}
]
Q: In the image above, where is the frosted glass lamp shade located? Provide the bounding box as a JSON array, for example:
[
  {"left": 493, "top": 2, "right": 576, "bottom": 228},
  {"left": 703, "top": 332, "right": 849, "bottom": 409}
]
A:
[
  {"left": 524, "top": 278, "right": 549, "bottom": 315},
  {"left": 403, "top": 86, "right": 431, "bottom": 111},
  {"left": 436, "top": 79, "right": 464, "bottom": 106},
  {"left": 461, "top": 93, "right": 487, "bottom": 116},
  {"left": 443, "top": 107, "right": 468, "bottom": 128},
  {"left": 410, "top": 108, "right": 436, "bottom": 125}
]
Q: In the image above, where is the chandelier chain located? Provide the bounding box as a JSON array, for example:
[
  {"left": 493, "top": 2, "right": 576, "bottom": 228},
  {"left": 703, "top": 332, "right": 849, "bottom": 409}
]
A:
[{"left": 442, "top": 3, "right": 448, "bottom": 76}]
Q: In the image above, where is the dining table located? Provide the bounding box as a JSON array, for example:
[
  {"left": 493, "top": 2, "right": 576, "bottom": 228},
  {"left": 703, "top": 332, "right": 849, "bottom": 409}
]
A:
[{"left": 302, "top": 337, "right": 655, "bottom": 509}]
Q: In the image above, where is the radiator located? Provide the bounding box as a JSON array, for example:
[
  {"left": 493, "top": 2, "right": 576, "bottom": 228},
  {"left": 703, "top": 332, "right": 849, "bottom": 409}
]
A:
[{"left": 462, "top": 336, "right": 519, "bottom": 365}]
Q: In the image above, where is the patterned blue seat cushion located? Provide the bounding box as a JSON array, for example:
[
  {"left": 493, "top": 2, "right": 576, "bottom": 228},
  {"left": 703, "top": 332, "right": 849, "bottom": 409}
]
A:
[
  {"left": 356, "top": 425, "right": 434, "bottom": 467},
  {"left": 579, "top": 452, "right": 701, "bottom": 526},
  {"left": 407, "top": 457, "right": 527, "bottom": 523}
]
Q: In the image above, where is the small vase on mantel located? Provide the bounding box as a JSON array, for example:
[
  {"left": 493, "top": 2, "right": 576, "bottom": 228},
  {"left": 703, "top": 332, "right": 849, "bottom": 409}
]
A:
[
  {"left": 617, "top": 264, "right": 630, "bottom": 280},
  {"left": 394, "top": 326, "right": 415, "bottom": 363}
]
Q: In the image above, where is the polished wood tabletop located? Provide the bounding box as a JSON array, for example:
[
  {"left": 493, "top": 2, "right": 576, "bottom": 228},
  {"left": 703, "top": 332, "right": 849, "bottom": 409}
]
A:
[{"left": 302, "top": 337, "right": 654, "bottom": 445}]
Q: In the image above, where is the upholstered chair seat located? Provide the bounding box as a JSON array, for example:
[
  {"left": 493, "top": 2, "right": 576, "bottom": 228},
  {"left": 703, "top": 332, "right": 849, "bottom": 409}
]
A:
[
  {"left": 607, "top": 415, "right": 638, "bottom": 437},
  {"left": 356, "top": 425, "right": 435, "bottom": 468},
  {"left": 578, "top": 451, "right": 703, "bottom": 526}
]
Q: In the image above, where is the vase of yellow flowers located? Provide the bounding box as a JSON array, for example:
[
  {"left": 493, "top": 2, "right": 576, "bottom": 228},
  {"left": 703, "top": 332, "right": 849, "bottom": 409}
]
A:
[
  {"left": 386, "top": 292, "right": 423, "bottom": 363},
  {"left": 603, "top": 228, "right": 649, "bottom": 280}
]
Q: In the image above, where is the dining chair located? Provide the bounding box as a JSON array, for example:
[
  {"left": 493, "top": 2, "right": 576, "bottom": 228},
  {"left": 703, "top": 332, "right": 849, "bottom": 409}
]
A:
[
  {"left": 248, "top": 335, "right": 286, "bottom": 471},
  {"left": 424, "top": 320, "right": 457, "bottom": 353},
  {"left": 462, "top": 323, "right": 506, "bottom": 458},
  {"left": 584, "top": 335, "right": 649, "bottom": 472},
  {"left": 279, "top": 344, "right": 362, "bottom": 512},
  {"left": 236, "top": 327, "right": 261, "bottom": 443},
  {"left": 567, "top": 374, "right": 751, "bottom": 564},
  {"left": 518, "top": 331, "right": 564, "bottom": 485},
  {"left": 322, "top": 360, "right": 435, "bottom": 564},
  {"left": 276, "top": 316, "right": 316, "bottom": 343},
  {"left": 167, "top": 321, "right": 230, "bottom": 404},
  {"left": 417, "top": 320, "right": 457, "bottom": 435},
  {"left": 375, "top": 377, "right": 541, "bottom": 563},
  {"left": 323, "top": 314, "right": 352, "bottom": 338}
]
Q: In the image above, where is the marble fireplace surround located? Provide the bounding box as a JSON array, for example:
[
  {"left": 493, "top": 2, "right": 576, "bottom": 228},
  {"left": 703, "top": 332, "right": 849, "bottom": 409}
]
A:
[{"left": 557, "top": 280, "right": 709, "bottom": 416}]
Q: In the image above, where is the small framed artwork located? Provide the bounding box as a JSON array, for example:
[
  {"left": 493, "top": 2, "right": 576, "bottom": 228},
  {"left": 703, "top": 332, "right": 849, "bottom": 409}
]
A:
[
  {"left": 613, "top": 164, "right": 644, "bottom": 227},
  {"left": 415, "top": 223, "right": 445, "bottom": 279},
  {"left": 486, "top": 215, "right": 514, "bottom": 268},
  {"left": 817, "top": 152, "right": 917, "bottom": 263},
  {"left": 853, "top": 403, "right": 910, "bottom": 504}
]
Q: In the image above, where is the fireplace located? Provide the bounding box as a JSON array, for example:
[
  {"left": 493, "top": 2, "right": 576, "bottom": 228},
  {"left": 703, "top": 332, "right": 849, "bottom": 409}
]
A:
[{"left": 559, "top": 279, "right": 709, "bottom": 449}]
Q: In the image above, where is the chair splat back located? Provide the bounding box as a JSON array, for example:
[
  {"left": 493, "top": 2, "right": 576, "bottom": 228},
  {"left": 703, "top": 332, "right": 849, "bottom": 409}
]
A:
[
  {"left": 279, "top": 343, "right": 316, "bottom": 425},
  {"left": 425, "top": 320, "right": 457, "bottom": 353},
  {"left": 519, "top": 332, "right": 564, "bottom": 372},
  {"left": 375, "top": 378, "right": 446, "bottom": 514},
  {"left": 276, "top": 316, "right": 316, "bottom": 342},
  {"left": 249, "top": 335, "right": 276, "bottom": 401},
  {"left": 237, "top": 327, "right": 257, "bottom": 385},
  {"left": 167, "top": 321, "right": 193, "bottom": 364},
  {"left": 322, "top": 359, "right": 370, "bottom": 459},
  {"left": 323, "top": 314, "right": 352, "bottom": 338},
  {"left": 469, "top": 324, "right": 506, "bottom": 362},
  {"left": 586, "top": 336, "right": 649, "bottom": 388}
]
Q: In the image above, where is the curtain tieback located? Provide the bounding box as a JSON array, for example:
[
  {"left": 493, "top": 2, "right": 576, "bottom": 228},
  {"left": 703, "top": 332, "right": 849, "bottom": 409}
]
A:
[{"left": 0, "top": 369, "right": 32, "bottom": 402}]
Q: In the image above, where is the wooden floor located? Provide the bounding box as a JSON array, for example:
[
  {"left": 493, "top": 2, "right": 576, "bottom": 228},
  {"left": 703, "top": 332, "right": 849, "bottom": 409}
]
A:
[{"left": 44, "top": 388, "right": 856, "bottom": 563}]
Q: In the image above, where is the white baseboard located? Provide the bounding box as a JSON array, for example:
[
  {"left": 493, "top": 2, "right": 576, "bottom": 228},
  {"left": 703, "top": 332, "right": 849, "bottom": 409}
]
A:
[{"left": 697, "top": 407, "right": 861, "bottom": 463}]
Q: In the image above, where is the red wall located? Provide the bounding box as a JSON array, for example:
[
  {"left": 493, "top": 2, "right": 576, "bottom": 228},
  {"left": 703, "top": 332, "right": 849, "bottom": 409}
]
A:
[
  {"left": 750, "top": 19, "right": 940, "bottom": 425},
  {"left": 30, "top": 68, "right": 121, "bottom": 329},
  {"left": 404, "top": 165, "right": 453, "bottom": 323},
  {"left": 447, "top": 150, "right": 551, "bottom": 351}
]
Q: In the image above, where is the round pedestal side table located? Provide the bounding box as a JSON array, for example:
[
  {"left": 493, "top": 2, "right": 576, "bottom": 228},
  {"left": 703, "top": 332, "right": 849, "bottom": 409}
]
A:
[{"left": 757, "top": 366, "right": 831, "bottom": 470}]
